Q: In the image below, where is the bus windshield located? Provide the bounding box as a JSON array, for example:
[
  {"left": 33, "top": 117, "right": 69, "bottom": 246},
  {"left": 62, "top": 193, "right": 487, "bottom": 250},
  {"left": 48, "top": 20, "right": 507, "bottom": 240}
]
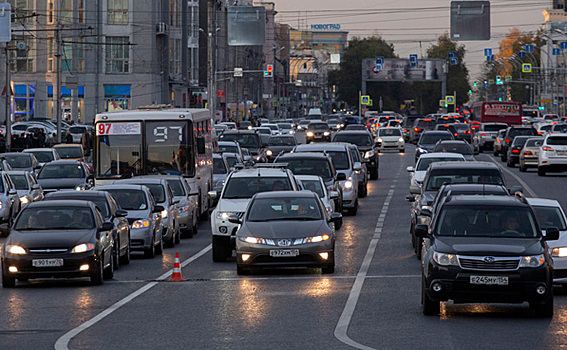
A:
[
  {"left": 97, "top": 132, "right": 143, "bottom": 178},
  {"left": 146, "top": 121, "right": 193, "bottom": 176}
]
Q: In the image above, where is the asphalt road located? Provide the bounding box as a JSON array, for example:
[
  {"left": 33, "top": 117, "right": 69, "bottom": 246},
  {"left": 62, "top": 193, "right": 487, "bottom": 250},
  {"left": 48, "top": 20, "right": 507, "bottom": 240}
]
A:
[{"left": 1, "top": 142, "right": 567, "bottom": 350}]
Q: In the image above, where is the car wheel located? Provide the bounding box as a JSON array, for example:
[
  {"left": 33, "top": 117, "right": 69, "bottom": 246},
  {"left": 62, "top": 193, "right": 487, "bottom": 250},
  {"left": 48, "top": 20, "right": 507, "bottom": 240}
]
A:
[
  {"left": 346, "top": 200, "right": 358, "bottom": 216},
  {"left": 155, "top": 234, "right": 164, "bottom": 255},
  {"left": 370, "top": 167, "right": 379, "bottom": 180},
  {"left": 415, "top": 237, "right": 423, "bottom": 260},
  {"left": 236, "top": 264, "right": 250, "bottom": 275},
  {"left": 2, "top": 271, "right": 16, "bottom": 288},
  {"left": 90, "top": 258, "right": 104, "bottom": 285},
  {"left": 538, "top": 167, "right": 546, "bottom": 177},
  {"left": 519, "top": 164, "right": 527, "bottom": 172},
  {"left": 164, "top": 227, "right": 175, "bottom": 248},
  {"left": 212, "top": 236, "right": 231, "bottom": 262},
  {"left": 174, "top": 228, "right": 181, "bottom": 245},
  {"left": 335, "top": 217, "right": 343, "bottom": 230},
  {"left": 322, "top": 264, "right": 335, "bottom": 274},
  {"left": 103, "top": 250, "right": 114, "bottom": 280},
  {"left": 531, "top": 292, "right": 554, "bottom": 318},
  {"left": 493, "top": 148, "right": 498, "bottom": 156},
  {"left": 119, "top": 239, "right": 131, "bottom": 265},
  {"left": 112, "top": 241, "right": 120, "bottom": 271},
  {"left": 410, "top": 222, "right": 416, "bottom": 248},
  {"left": 422, "top": 276, "right": 440, "bottom": 316},
  {"left": 501, "top": 152, "right": 507, "bottom": 162},
  {"left": 144, "top": 237, "right": 156, "bottom": 259},
  {"left": 506, "top": 158, "right": 513, "bottom": 167},
  {"left": 399, "top": 148, "right": 405, "bottom": 153}
]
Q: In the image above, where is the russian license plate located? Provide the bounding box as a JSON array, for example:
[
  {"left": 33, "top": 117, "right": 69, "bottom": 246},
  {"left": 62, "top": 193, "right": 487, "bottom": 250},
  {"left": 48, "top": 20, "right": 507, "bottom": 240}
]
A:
[
  {"left": 32, "top": 259, "right": 64, "bottom": 267},
  {"left": 557, "top": 151, "right": 567, "bottom": 156},
  {"left": 269, "top": 249, "right": 299, "bottom": 257},
  {"left": 470, "top": 275, "right": 508, "bottom": 285}
]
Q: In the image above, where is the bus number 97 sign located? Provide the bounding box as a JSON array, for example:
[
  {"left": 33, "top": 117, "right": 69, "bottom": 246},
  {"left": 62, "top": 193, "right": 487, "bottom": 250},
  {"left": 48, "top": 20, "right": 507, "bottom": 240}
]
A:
[{"left": 96, "top": 122, "right": 141, "bottom": 136}]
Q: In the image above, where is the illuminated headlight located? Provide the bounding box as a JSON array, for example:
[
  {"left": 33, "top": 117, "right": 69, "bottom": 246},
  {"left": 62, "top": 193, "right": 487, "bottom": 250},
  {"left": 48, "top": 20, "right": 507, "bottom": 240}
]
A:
[
  {"left": 417, "top": 147, "right": 427, "bottom": 153},
  {"left": 306, "top": 234, "right": 330, "bottom": 243},
  {"left": 340, "top": 124, "right": 344, "bottom": 128},
  {"left": 377, "top": 138, "right": 383, "bottom": 143},
  {"left": 132, "top": 219, "right": 150, "bottom": 229},
  {"left": 324, "top": 132, "right": 330, "bottom": 136},
  {"left": 344, "top": 180, "right": 353, "bottom": 189},
  {"left": 306, "top": 132, "right": 314, "bottom": 137},
  {"left": 266, "top": 150, "right": 273, "bottom": 156},
  {"left": 0, "top": 201, "right": 3, "bottom": 209},
  {"left": 364, "top": 150, "right": 375, "bottom": 159},
  {"left": 179, "top": 205, "right": 189, "bottom": 213},
  {"left": 398, "top": 137, "right": 404, "bottom": 143},
  {"left": 290, "top": 130, "right": 295, "bottom": 134},
  {"left": 75, "top": 185, "right": 87, "bottom": 191},
  {"left": 217, "top": 212, "right": 236, "bottom": 221},
  {"left": 552, "top": 247, "right": 567, "bottom": 258},
  {"left": 19, "top": 195, "right": 30, "bottom": 205},
  {"left": 7, "top": 245, "right": 26, "bottom": 255},
  {"left": 71, "top": 243, "right": 95, "bottom": 253},
  {"left": 247, "top": 126, "right": 253, "bottom": 130},
  {"left": 520, "top": 254, "right": 545, "bottom": 268},
  {"left": 433, "top": 251, "right": 458, "bottom": 266},
  {"left": 161, "top": 210, "right": 168, "bottom": 219},
  {"left": 239, "top": 236, "right": 266, "bottom": 244}
]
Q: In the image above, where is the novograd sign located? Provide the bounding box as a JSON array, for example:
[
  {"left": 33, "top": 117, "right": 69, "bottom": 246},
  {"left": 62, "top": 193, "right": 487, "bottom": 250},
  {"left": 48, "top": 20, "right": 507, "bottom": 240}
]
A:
[{"left": 310, "top": 24, "right": 341, "bottom": 31}]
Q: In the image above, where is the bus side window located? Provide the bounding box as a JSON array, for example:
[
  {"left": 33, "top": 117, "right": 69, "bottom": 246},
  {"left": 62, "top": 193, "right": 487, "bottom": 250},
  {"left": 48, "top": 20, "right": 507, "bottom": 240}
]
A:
[{"left": 197, "top": 136, "right": 206, "bottom": 154}]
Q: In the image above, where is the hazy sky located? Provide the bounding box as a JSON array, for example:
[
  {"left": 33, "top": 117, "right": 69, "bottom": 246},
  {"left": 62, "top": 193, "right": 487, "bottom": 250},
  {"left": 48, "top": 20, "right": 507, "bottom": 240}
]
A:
[{"left": 271, "top": 0, "right": 548, "bottom": 80}]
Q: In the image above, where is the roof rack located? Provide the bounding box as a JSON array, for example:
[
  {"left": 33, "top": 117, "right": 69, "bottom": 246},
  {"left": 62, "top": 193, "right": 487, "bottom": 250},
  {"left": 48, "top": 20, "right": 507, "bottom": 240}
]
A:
[
  {"left": 253, "top": 163, "right": 289, "bottom": 169},
  {"left": 137, "top": 104, "right": 174, "bottom": 110}
]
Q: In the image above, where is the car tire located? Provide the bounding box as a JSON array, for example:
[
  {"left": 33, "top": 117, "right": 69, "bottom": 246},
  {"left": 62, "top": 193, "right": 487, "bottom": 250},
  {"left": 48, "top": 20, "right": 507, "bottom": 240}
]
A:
[
  {"left": 322, "top": 264, "right": 335, "bottom": 274},
  {"left": 519, "top": 164, "right": 527, "bottom": 172},
  {"left": 155, "top": 234, "right": 164, "bottom": 255},
  {"left": 335, "top": 217, "right": 343, "bottom": 230},
  {"left": 212, "top": 236, "right": 231, "bottom": 262},
  {"left": 236, "top": 264, "right": 250, "bottom": 275},
  {"left": 112, "top": 241, "right": 120, "bottom": 271},
  {"left": 415, "top": 237, "right": 423, "bottom": 260},
  {"left": 410, "top": 222, "right": 416, "bottom": 248},
  {"left": 103, "top": 250, "right": 114, "bottom": 280},
  {"left": 90, "top": 258, "right": 104, "bottom": 286},
  {"left": 532, "top": 293, "right": 554, "bottom": 318},
  {"left": 144, "top": 237, "right": 156, "bottom": 258},
  {"left": 370, "top": 167, "right": 379, "bottom": 180},
  {"left": 346, "top": 200, "right": 358, "bottom": 216},
  {"left": 174, "top": 228, "right": 181, "bottom": 245},
  {"left": 399, "top": 148, "right": 405, "bottom": 153},
  {"left": 2, "top": 272, "right": 16, "bottom": 288},
  {"left": 422, "top": 277, "right": 440, "bottom": 316},
  {"left": 359, "top": 183, "right": 368, "bottom": 198},
  {"left": 501, "top": 152, "right": 507, "bottom": 162},
  {"left": 493, "top": 149, "right": 499, "bottom": 156},
  {"left": 119, "top": 240, "right": 131, "bottom": 265},
  {"left": 538, "top": 167, "right": 546, "bottom": 177}
]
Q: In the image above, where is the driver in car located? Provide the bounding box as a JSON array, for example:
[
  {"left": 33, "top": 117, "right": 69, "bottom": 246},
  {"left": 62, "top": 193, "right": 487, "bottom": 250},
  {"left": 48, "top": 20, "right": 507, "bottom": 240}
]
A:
[{"left": 501, "top": 215, "right": 520, "bottom": 233}]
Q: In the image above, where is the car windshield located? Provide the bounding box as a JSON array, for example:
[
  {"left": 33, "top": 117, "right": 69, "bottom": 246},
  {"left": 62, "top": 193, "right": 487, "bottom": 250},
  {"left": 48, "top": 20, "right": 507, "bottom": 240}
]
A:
[
  {"left": 277, "top": 123, "right": 292, "bottom": 129},
  {"left": 308, "top": 123, "right": 329, "bottom": 130},
  {"left": 15, "top": 207, "right": 95, "bottom": 230},
  {"left": 420, "top": 133, "right": 452, "bottom": 145},
  {"left": 548, "top": 136, "right": 567, "bottom": 145},
  {"left": 378, "top": 128, "right": 402, "bottom": 137},
  {"left": 433, "top": 143, "right": 473, "bottom": 155},
  {"left": 436, "top": 206, "right": 539, "bottom": 238},
  {"left": 247, "top": 197, "right": 322, "bottom": 221},
  {"left": 484, "top": 124, "right": 508, "bottom": 132},
  {"left": 416, "top": 120, "right": 436, "bottom": 128},
  {"left": 525, "top": 139, "right": 544, "bottom": 147},
  {"left": 166, "top": 179, "right": 186, "bottom": 197},
  {"left": 425, "top": 169, "right": 503, "bottom": 191},
  {"left": 9, "top": 174, "right": 29, "bottom": 190},
  {"left": 286, "top": 159, "right": 333, "bottom": 179},
  {"left": 218, "top": 144, "right": 238, "bottom": 153},
  {"left": 416, "top": 157, "right": 464, "bottom": 171},
  {"left": 137, "top": 184, "right": 166, "bottom": 203},
  {"left": 4, "top": 155, "right": 32, "bottom": 168},
  {"left": 56, "top": 146, "right": 83, "bottom": 159},
  {"left": 302, "top": 179, "right": 325, "bottom": 198},
  {"left": 29, "top": 151, "right": 54, "bottom": 163},
  {"left": 225, "top": 155, "right": 239, "bottom": 168},
  {"left": 327, "top": 151, "right": 349, "bottom": 170},
  {"left": 532, "top": 206, "right": 567, "bottom": 230},
  {"left": 223, "top": 177, "right": 292, "bottom": 199},
  {"left": 104, "top": 189, "right": 147, "bottom": 210},
  {"left": 38, "top": 164, "right": 85, "bottom": 179},
  {"left": 268, "top": 137, "right": 296, "bottom": 146},
  {"left": 213, "top": 158, "right": 228, "bottom": 174},
  {"left": 219, "top": 133, "right": 260, "bottom": 148},
  {"left": 334, "top": 134, "right": 373, "bottom": 146}
]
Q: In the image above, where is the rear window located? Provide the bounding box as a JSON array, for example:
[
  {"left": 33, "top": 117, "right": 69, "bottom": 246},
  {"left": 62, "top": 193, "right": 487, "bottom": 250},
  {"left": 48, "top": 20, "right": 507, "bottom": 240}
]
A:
[
  {"left": 433, "top": 143, "right": 473, "bottom": 155},
  {"left": 454, "top": 124, "right": 471, "bottom": 131},
  {"left": 425, "top": 169, "right": 503, "bottom": 191},
  {"left": 525, "top": 139, "right": 544, "bottom": 147},
  {"left": 483, "top": 124, "right": 508, "bottom": 132},
  {"left": 218, "top": 144, "right": 238, "bottom": 154},
  {"left": 416, "top": 120, "right": 436, "bottom": 128},
  {"left": 508, "top": 128, "right": 536, "bottom": 138},
  {"left": 552, "top": 125, "right": 567, "bottom": 133},
  {"left": 333, "top": 134, "right": 373, "bottom": 146},
  {"left": 512, "top": 137, "right": 530, "bottom": 146},
  {"left": 548, "top": 136, "right": 567, "bottom": 145},
  {"left": 420, "top": 132, "right": 453, "bottom": 145}
]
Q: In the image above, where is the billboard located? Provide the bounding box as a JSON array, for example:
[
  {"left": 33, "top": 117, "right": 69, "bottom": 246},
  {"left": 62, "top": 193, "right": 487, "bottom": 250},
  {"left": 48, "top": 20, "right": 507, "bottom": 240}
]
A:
[
  {"left": 450, "top": 1, "right": 490, "bottom": 41},
  {"left": 228, "top": 6, "right": 266, "bottom": 46},
  {"left": 362, "top": 59, "right": 445, "bottom": 82}
]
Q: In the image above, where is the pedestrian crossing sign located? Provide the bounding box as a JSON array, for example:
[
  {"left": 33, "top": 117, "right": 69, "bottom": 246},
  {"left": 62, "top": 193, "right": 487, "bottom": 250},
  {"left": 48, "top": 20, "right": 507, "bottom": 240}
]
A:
[
  {"left": 361, "top": 95, "right": 370, "bottom": 105},
  {"left": 445, "top": 96, "right": 455, "bottom": 105},
  {"left": 522, "top": 63, "right": 532, "bottom": 73}
]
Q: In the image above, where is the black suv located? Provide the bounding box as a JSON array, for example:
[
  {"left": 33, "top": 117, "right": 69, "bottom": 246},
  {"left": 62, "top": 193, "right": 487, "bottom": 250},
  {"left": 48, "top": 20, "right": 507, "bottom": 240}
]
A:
[
  {"left": 218, "top": 130, "right": 266, "bottom": 163},
  {"left": 500, "top": 126, "right": 537, "bottom": 162},
  {"left": 415, "top": 131, "right": 454, "bottom": 162},
  {"left": 332, "top": 130, "right": 379, "bottom": 179},
  {"left": 416, "top": 195, "right": 559, "bottom": 317},
  {"left": 305, "top": 122, "right": 332, "bottom": 143}
]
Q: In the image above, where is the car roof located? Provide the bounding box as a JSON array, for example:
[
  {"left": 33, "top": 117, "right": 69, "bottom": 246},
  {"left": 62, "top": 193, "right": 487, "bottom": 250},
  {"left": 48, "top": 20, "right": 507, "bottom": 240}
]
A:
[
  {"left": 218, "top": 141, "right": 239, "bottom": 145},
  {"left": 229, "top": 167, "right": 293, "bottom": 178},
  {"left": 295, "top": 143, "right": 349, "bottom": 152},
  {"left": 418, "top": 152, "right": 465, "bottom": 159},
  {"left": 2, "top": 152, "right": 31, "bottom": 157},
  {"left": 45, "top": 190, "right": 110, "bottom": 199},
  {"left": 93, "top": 184, "right": 148, "bottom": 191},
  {"left": 335, "top": 130, "right": 372, "bottom": 135},
  {"left": 439, "top": 183, "right": 508, "bottom": 193},
  {"left": 295, "top": 175, "right": 323, "bottom": 181},
  {"left": 436, "top": 140, "right": 469, "bottom": 144},
  {"left": 43, "top": 160, "right": 84, "bottom": 165},
  {"left": 220, "top": 130, "right": 257, "bottom": 135},
  {"left": 444, "top": 195, "right": 528, "bottom": 207},
  {"left": 429, "top": 161, "right": 499, "bottom": 169},
  {"left": 26, "top": 199, "right": 94, "bottom": 209},
  {"left": 54, "top": 144, "right": 82, "bottom": 148},
  {"left": 253, "top": 190, "right": 315, "bottom": 199},
  {"left": 277, "top": 152, "right": 331, "bottom": 160},
  {"left": 526, "top": 198, "right": 562, "bottom": 207},
  {"left": 23, "top": 148, "right": 55, "bottom": 152},
  {"left": 6, "top": 170, "right": 30, "bottom": 175},
  {"left": 117, "top": 177, "right": 167, "bottom": 185},
  {"left": 422, "top": 130, "right": 452, "bottom": 135}
]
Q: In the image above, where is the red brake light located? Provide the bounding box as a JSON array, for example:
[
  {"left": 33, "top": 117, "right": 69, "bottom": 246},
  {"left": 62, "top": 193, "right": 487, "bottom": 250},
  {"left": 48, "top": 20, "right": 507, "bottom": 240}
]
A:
[
  {"left": 414, "top": 127, "right": 421, "bottom": 132},
  {"left": 481, "top": 133, "right": 486, "bottom": 136},
  {"left": 467, "top": 131, "right": 471, "bottom": 134},
  {"left": 512, "top": 149, "right": 520, "bottom": 154},
  {"left": 423, "top": 119, "right": 432, "bottom": 121},
  {"left": 543, "top": 146, "right": 553, "bottom": 151},
  {"left": 538, "top": 132, "right": 542, "bottom": 135},
  {"left": 524, "top": 151, "right": 533, "bottom": 156},
  {"left": 443, "top": 125, "right": 449, "bottom": 127},
  {"left": 454, "top": 133, "right": 458, "bottom": 136},
  {"left": 505, "top": 138, "right": 510, "bottom": 143}
]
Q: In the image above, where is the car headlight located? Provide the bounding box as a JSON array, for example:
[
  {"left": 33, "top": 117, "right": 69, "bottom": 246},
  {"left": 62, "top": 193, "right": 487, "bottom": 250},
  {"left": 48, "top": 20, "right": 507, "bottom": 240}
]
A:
[
  {"left": 132, "top": 219, "right": 150, "bottom": 229},
  {"left": 324, "top": 132, "right": 330, "bottom": 136},
  {"left": 417, "top": 147, "right": 427, "bottom": 153},
  {"left": 75, "top": 185, "right": 87, "bottom": 191},
  {"left": 552, "top": 247, "right": 567, "bottom": 257},
  {"left": 344, "top": 180, "right": 353, "bottom": 189},
  {"left": 306, "top": 131, "right": 314, "bottom": 137},
  {"left": 239, "top": 236, "right": 266, "bottom": 244},
  {"left": 216, "top": 212, "right": 236, "bottom": 221},
  {"left": 433, "top": 251, "right": 458, "bottom": 266},
  {"left": 266, "top": 150, "right": 273, "bottom": 156},
  {"left": 179, "top": 205, "right": 189, "bottom": 213},
  {"left": 519, "top": 254, "right": 545, "bottom": 268},
  {"left": 247, "top": 126, "right": 253, "bottom": 130},
  {"left": 290, "top": 130, "right": 295, "bottom": 134},
  {"left": 19, "top": 195, "right": 30, "bottom": 205},
  {"left": 398, "top": 137, "right": 404, "bottom": 143},
  {"left": 7, "top": 245, "right": 26, "bottom": 255},
  {"left": 306, "top": 234, "right": 330, "bottom": 243},
  {"left": 161, "top": 210, "right": 168, "bottom": 219},
  {"left": 364, "top": 150, "right": 375, "bottom": 159},
  {"left": 71, "top": 243, "right": 95, "bottom": 254},
  {"left": 377, "top": 138, "right": 383, "bottom": 143}
]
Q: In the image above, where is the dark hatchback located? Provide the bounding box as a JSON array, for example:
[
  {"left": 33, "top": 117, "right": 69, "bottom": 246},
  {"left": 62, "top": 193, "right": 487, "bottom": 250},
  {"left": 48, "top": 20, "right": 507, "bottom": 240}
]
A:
[
  {"left": 506, "top": 135, "right": 532, "bottom": 167},
  {"left": 1, "top": 200, "right": 115, "bottom": 287},
  {"left": 332, "top": 130, "right": 379, "bottom": 179},
  {"left": 417, "top": 195, "right": 559, "bottom": 317},
  {"left": 218, "top": 130, "right": 266, "bottom": 163},
  {"left": 36, "top": 160, "right": 93, "bottom": 193},
  {"left": 500, "top": 126, "right": 538, "bottom": 162},
  {"left": 415, "top": 131, "right": 454, "bottom": 162},
  {"left": 265, "top": 135, "right": 297, "bottom": 162}
]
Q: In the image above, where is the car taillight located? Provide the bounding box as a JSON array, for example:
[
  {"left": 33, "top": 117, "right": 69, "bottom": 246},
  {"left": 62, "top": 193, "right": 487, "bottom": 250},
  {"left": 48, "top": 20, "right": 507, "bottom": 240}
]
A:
[
  {"left": 414, "top": 128, "right": 421, "bottom": 132},
  {"left": 512, "top": 149, "right": 520, "bottom": 154},
  {"left": 542, "top": 146, "right": 553, "bottom": 151},
  {"left": 538, "top": 131, "right": 542, "bottom": 135},
  {"left": 454, "top": 133, "right": 458, "bottom": 137},
  {"left": 496, "top": 138, "right": 501, "bottom": 142},
  {"left": 404, "top": 129, "right": 409, "bottom": 132},
  {"left": 505, "top": 138, "right": 510, "bottom": 143},
  {"left": 524, "top": 151, "right": 533, "bottom": 156},
  {"left": 481, "top": 133, "right": 486, "bottom": 136},
  {"left": 466, "top": 131, "right": 471, "bottom": 134}
]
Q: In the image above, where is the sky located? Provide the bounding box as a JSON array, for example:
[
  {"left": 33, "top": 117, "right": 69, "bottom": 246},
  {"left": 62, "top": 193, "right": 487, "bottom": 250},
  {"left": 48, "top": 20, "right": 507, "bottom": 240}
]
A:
[{"left": 271, "top": 0, "right": 550, "bottom": 81}]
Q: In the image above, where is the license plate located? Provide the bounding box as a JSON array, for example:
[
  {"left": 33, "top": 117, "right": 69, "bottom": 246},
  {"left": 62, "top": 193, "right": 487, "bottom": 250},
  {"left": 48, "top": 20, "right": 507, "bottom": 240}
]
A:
[
  {"left": 32, "top": 259, "right": 64, "bottom": 267},
  {"left": 557, "top": 151, "right": 567, "bottom": 156},
  {"left": 269, "top": 249, "right": 299, "bottom": 257},
  {"left": 470, "top": 275, "right": 508, "bottom": 285}
]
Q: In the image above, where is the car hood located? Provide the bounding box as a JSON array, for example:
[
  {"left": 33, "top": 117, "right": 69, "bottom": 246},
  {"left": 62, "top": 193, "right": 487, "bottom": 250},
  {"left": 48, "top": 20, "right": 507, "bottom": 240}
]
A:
[
  {"left": 463, "top": 154, "right": 475, "bottom": 161},
  {"left": 37, "top": 178, "right": 85, "bottom": 190},
  {"left": 218, "top": 199, "right": 251, "bottom": 213},
  {"left": 125, "top": 209, "right": 152, "bottom": 220},
  {"left": 418, "top": 144, "right": 437, "bottom": 151},
  {"left": 266, "top": 146, "right": 295, "bottom": 154},
  {"left": 8, "top": 229, "right": 95, "bottom": 249},
  {"left": 433, "top": 236, "right": 544, "bottom": 256},
  {"left": 242, "top": 220, "right": 326, "bottom": 238}
]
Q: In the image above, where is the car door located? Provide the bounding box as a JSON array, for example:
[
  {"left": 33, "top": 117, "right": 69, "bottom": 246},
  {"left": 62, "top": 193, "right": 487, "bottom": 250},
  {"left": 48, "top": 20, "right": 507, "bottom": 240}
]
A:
[
  {"left": 4, "top": 173, "right": 20, "bottom": 216},
  {"left": 95, "top": 208, "right": 113, "bottom": 266},
  {"left": 108, "top": 196, "right": 129, "bottom": 253},
  {"left": 28, "top": 173, "right": 44, "bottom": 201},
  {"left": 349, "top": 146, "right": 367, "bottom": 187},
  {"left": 166, "top": 184, "right": 180, "bottom": 231}
]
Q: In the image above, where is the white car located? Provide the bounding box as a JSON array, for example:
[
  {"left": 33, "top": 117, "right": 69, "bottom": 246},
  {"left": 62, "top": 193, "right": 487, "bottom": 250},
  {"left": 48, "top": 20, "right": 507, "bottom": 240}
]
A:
[
  {"left": 538, "top": 133, "right": 567, "bottom": 176},
  {"left": 296, "top": 175, "right": 339, "bottom": 226},
  {"left": 277, "top": 123, "right": 294, "bottom": 135},
  {"left": 376, "top": 127, "right": 405, "bottom": 152},
  {"left": 262, "top": 123, "right": 281, "bottom": 136},
  {"left": 22, "top": 148, "right": 61, "bottom": 167},
  {"left": 533, "top": 122, "right": 554, "bottom": 137},
  {"left": 526, "top": 198, "right": 567, "bottom": 288},
  {"left": 406, "top": 152, "right": 466, "bottom": 190}
]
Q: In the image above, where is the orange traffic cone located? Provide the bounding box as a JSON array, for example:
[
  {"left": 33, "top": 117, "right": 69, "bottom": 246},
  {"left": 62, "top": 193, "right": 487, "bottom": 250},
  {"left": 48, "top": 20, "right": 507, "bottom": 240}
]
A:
[{"left": 167, "top": 253, "right": 186, "bottom": 282}]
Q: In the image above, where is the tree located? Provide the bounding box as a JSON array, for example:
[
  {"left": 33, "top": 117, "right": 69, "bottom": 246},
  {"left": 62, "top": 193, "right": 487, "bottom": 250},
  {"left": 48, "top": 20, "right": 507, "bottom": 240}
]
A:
[{"left": 328, "top": 36, "right": 396, "bottom": 108}]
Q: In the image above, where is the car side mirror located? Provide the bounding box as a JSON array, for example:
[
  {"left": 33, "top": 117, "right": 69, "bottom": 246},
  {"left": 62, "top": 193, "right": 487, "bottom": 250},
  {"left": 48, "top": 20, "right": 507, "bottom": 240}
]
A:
[
  {"left": 405, "top": 195, "right": 415, "bottom": 202},
  {"left": 227, "top": 214, "right": 242, "bottom": 225},
  {"left": 115, "top": 209, "right": 128, "bottom": 217},
  {"left": 409, "top": 185, "right": 421, "bottom": 194},
  {"left": 543, "top": 226, "right": 560, "bottom": 241},
  {"left": 353, "top": 162, "right": 362, "bottom": 171},
  {"left": 419, "top": 207, "right": 433, "bottom": 217},
  {"left": 329, "top": 212, "right": 342, "bottom": 223},
  {"left": 509, "top": 186, "right": 523, "bottom": 195},
  {"left": 8, "top": 189, "right": 17, "bottom": 195},
  {"left": 153, "top": 205, "right": 165, "bottom": 213},
  {"left": 406, "top": 166, "right": 415, "bottom": 173},
  {"left": 99, "top": 222, "right": 114, "bottom": 232},
  {"left": 87, "top": 174, "right": 94, "bottom": 181},
  {"left": 336, "top": 173, "right": 346, "bottom": 181},
  {"left": 172, "top": 198, "right": 180, "bottom": 205},
  {"left": 329, "top": 191, "right": 339, "bottom": 200},
  {"left": 414, "top": 224, "right": 429, "bottom": 238},
  {"left": 32, "top": 183, "right": 41, "bottom": 190},
  {"left": 208, "top": 190, "right": 218, "bottom": 199}
]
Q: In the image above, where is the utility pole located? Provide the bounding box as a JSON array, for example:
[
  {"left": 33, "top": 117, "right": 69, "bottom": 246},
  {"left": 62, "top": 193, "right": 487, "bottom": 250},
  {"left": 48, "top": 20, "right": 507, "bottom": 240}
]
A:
[
  {"left": 5, "top": 44, "right": 10, "bottom": 151},
  {"left": 207, "top": 0, "right": 215, "bottom": 116},
  {"left": 55, "top": 0, "right": 62, "bottom": 143}
]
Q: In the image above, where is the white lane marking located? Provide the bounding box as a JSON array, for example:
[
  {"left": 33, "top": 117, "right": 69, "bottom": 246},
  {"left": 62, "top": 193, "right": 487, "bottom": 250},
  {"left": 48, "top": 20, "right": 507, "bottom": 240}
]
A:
[
  {"left": 54, "top": 245, "right": 212, "bottom": 350},
  {"left": 484, "top": 156, "right": 537, "bottom": 197},
  {"left": 334, "top": 188, "right": 395, "bottom": 350}
]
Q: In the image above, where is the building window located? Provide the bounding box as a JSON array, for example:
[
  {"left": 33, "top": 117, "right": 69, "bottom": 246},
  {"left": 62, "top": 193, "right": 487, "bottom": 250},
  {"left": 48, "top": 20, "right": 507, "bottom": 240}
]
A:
[
  {"left": 48, "top": 37, "right": 53, "bottom": 71},
  {"left": 11, "top": 0, "right": 34, "bottom": 25},
  {"left": 47, "top": 0, "right": 54, "bottom": 23},
  {"left": 62, "top": 39, "right": 84, "bottom": 72},
  {"left": 60, "top": 0, "right": 73, "bottom": 24},
  {"left": 170, "top": 0, "right": 181, "bottom": 27},
  {"left": 108, "top": 0, "right": 128, "bottom": 25},
  {"left": 169, "top": 38, "right": 181, "bottom": 77},
  {"left": 11, "top": 36, "right": 34, "bottom": 73},
  {"left": 105, "top": 36, "right": 130, "bottom": 73},
  {"left": 104, "top": 85, "right": 131, "bottom": 111}
]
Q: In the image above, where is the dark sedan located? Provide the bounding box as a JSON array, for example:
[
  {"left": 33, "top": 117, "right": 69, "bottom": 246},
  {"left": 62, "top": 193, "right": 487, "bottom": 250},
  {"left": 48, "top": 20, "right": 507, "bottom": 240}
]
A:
[
  {"left": 1, "top": 200, "right": 115, "bottom": 287},
  {"left": 36, "top": 160, "right": 93, "bottom": 193},
  {"left": 233, "top": 191, "right": 341, "bottom": 275},
  {"left": 265, "top": 135, "right": 297, "bottom": 162}
]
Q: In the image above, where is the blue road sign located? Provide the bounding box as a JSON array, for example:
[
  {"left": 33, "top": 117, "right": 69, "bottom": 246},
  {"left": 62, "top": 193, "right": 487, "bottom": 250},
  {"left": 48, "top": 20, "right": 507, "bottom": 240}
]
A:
[
  {"left": 525, "top": 44, "right": 534, "bottom": 53},
  {"left": 518, "top": 51, "right": 526, "bottom": 58},
  {"left": 361, "top": 95, "right": 370, "bottom": 105},
  {"left": 484, "top": 81, "right": 489, "bottom": 88},
  {"left": 450, "top": 57, "right": 458, "bottom": 65},
  {"left": 373, "top": 63, "right": 384, "bottom": 73},
  {"left": 561, "top": 42, "right": 567, "bottom": 50},
  {"left": 410, "top": 62, "right": 417, "bottom": 68},
  {"left": 553, "top": 48, "right": 561, "bottom": 56},
  {"left": 409, "top": 54, "right": 418, "bottom": 62},
  {"left": 376, "top": 56, "right": 384, "bottom": 66},
  {"left": 486, "top": 55, "right": 495, "bottom": 62},
  {"left": 448, "top": 51, "right": 456, "bottom": 58},
  {"left": 484, "top": 48, "right": 492, "bottom": 56}
]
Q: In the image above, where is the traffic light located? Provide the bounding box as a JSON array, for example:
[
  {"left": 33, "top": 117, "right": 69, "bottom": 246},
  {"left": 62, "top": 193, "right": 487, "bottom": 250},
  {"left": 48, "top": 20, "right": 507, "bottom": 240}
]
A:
[
  {"left": 473, "top": 82, "right": 477, "bottom": 87},
  {"left": 264, "top": 64, "right": 273, "bottom": 77},
  {"left": 496, "top": 76, "right": 503, "bottom": 85}
]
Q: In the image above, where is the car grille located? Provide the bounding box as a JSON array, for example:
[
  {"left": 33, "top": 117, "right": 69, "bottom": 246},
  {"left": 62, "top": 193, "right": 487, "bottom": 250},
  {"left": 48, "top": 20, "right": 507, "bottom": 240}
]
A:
[
  {"left": 28, "top": 248, "right": 69, "bottom": 254},
  {"left": 458, "top": 256, "right": 519, "bottom": 271}
]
